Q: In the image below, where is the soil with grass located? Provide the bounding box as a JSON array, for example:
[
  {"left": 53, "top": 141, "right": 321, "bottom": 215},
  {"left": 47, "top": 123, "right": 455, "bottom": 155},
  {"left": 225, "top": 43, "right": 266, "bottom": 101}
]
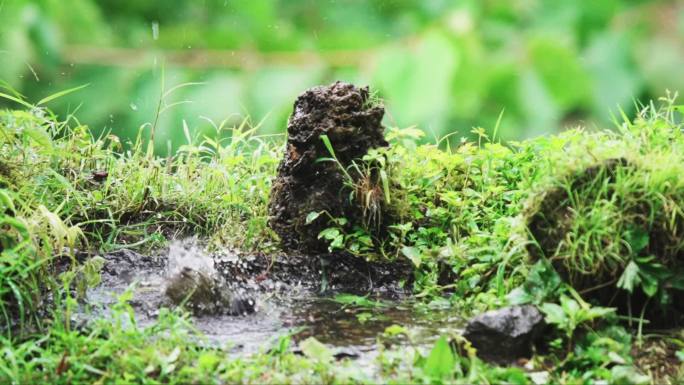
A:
[
  {"left": 269, "top": 81, "right": 388, "bottom": 253},
  {"left": 3, "top": 87, "right": 684, "bottom": 384},
  {"left": 527, "top": 157, "right": 684, "bottom": 327}
]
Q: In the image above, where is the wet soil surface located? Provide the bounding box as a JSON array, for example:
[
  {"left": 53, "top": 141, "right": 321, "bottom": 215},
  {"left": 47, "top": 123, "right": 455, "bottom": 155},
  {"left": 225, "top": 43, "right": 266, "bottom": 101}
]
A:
[{"left": 79, "top": 239, "right": 461, "bottom": 361}]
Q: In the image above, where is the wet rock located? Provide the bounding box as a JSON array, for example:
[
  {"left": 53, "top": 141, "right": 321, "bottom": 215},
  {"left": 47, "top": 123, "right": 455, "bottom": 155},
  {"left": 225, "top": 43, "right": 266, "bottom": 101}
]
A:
[
  {"left": 463, "top": 305, "right": 544, "bottom": 364},
  {"left": 268, "top": 81, "right": 388, "bottom": 253}
]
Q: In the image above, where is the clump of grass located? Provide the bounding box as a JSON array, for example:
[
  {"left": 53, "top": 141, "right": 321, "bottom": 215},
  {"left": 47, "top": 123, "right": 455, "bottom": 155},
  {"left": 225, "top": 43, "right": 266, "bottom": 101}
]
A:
[
  {"left": 317, "top": 125, "right": 536, "bottom": 301},
  {"left": 0, "top": 108, "right": 280, "bottom": 253},
  {"left": 318, "top": 95, "right": 684, "bottom": 317},
  {"left": 523, "top": 96, "right": 684, "bottom": 318},
  {"left": 0, "top": 105, "right": 282, "bottom": 333}
]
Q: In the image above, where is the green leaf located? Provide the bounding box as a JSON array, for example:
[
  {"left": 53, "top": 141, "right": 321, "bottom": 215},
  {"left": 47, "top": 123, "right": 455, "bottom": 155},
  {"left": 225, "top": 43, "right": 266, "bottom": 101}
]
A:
[
  {"left": 625, "top": 228, "right": 649, "bottom": 255},
  {"left": 640, "top": 272, "right": 659, "bottom": 297},
  {"left": 383, "top": 324, "right": 408, "bottom": 337},
  {"left": 0, "top": 92, "right": 33, "bottom": 109},
  {"left": 423, "top": 336, "right": 455, "bottom": 380},
  {"left": 36, "top": 83, "right": 90, "bottom": 106},
  {"left": 507, "top": 260, "right": 562, "bottom": 305},
  {"left": 560, "top": 295, "right": 580, "bottom": 316},
  {"left": 305, "top": 211, "right": 323, "bottom": 225},
  {"left": 676, "top": 350, "right": 684, "bottom": 362},
  {"left": 320, "top": 134, "right": 336, "bottom": 159},
  {"left": 540, "top": 303, "right": 566, "bottom": 326},
  {"left": 401, "top": 246, "right": 422, "bottom": 267},
  {"left": 23, "top": 124, "right": 53, "bottom": 151},
  {"left": 356, "top": 312, "right": 373, "bottom": 323},
  {"left": 0, "top": 190, "right": 16, "bottom": 213},
  {"left": 299, "top": 337, "right": 333, "bottom": 363},
  {"left": 317, "top": 228, "right": 340, "bottom": 240},
  {"left": 617, "top": 261, "right": 640, "bottom": 293},
  {"left": 585, "top": 306, "right": 616, "bottom": 320},
  {"left": 333, "top": 293, "right": 387, "bottom": 309}
]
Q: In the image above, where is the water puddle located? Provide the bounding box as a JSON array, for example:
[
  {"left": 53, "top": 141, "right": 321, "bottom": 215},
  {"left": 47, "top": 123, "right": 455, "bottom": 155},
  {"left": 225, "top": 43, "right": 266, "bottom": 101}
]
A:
[{"left": 81, "top": 239, "right": 463, "bottom": 361}]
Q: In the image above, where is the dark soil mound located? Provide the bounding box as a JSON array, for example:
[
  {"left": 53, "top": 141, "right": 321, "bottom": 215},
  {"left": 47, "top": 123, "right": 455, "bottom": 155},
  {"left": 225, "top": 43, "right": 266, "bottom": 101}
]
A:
[{"left": 268, "top": 81, "right": 387, "bottom": 253}]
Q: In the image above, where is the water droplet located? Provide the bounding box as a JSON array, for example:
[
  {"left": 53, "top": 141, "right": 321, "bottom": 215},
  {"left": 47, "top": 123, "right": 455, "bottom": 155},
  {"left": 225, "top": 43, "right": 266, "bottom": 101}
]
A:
[
  {"left": 152, "top": 21, "right": 160, "bottom": 40},
  {"left": 130, "top": 103, "right": 138, "bottom": 111}
]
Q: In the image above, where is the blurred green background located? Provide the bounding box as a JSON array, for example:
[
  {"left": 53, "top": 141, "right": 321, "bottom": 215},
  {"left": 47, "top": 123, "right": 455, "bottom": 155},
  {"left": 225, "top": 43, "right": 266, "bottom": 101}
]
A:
[{"left": 1, "top": 0, "right": 682, "bottom": 153}]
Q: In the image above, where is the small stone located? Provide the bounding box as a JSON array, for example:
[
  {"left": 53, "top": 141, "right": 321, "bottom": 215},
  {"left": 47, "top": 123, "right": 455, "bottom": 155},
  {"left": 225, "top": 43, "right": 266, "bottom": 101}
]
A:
[{"left": 463, "top": 304, "right": 545, "bottom": 364}]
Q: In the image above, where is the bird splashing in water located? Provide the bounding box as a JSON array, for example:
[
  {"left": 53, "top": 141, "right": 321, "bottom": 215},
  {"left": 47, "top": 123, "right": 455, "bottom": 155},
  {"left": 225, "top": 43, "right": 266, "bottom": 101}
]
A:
[{"left": 164, "top": 239, "right": 256, "bottom": 316}]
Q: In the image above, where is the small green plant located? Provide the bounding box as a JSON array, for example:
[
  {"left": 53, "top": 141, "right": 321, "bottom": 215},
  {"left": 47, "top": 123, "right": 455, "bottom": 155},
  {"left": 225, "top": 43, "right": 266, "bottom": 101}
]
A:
[
  {"left": 331, "top": 293, "right": 388, "bottom": 309},
  {"left": 507, "top": 259, "right": 563, "bottom": 305},
  {"left": 540, "top": 295, "right": 615, "bottom": 352},
  {"left": 421, "top": 336, "right": 456, "bottom": 381}
]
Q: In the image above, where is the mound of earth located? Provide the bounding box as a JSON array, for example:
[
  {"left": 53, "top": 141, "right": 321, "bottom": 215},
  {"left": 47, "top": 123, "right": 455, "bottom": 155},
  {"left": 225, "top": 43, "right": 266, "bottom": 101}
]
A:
[
  {"left": 525, "top": 158, "right": 684, "bottom": 325},
  {"left": 268, "top": 81, "right": 388, "bottom": 253}
]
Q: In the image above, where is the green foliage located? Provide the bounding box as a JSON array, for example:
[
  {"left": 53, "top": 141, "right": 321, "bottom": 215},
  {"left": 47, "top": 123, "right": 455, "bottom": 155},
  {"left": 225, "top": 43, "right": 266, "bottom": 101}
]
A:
[
  {"left": 0, "top": 102, "right": 280, "bottom": 334},
  {"left": 1, "top": 1, "right": 682, "bottom": 151},
  {"left": 0, "top": 189, "right": 41, "bottom": 335},
  {"left": 3, "top": 93, "right": 684, "bottom": 382},
  {"left": 507, "top": 260, "right": 563, "bottom": 306},
  {"left": 331, "top": 294, "right": 387, "bottom": 310},
  {"left": 422, "top": 336, "right": 455, "bottom": 381},
  {"left": 540, "top": 295, "right": 615, "bottom": 343},
  {"left": 0, "top": 107, "right": 279, "bottom": 253},
  {"left": 553, "top": 325, "right": 649, "bottom": 384}
]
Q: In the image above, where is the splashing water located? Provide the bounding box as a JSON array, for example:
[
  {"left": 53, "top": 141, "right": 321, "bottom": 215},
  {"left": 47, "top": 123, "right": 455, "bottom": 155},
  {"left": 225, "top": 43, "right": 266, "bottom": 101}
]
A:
[
  {"left": 151, "top": 21, "right": 159, "bottom": 40},
  {"left": 166, "top": 238, "right": 217, "bottom": 278},
  {"left": 80, "top": 239, "right": 463, "bottom": 361},
  {"left": 164, "top": 239, "right": 256, "bottom": 315}
]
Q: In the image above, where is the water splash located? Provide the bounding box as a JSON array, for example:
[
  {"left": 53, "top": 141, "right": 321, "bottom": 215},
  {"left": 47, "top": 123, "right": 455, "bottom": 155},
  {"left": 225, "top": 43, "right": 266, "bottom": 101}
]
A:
[
  {"left": 151, "top": 21, "right": 159, "bottom": 40},
  {"left": 166, "top": 238, "right": 217, "bottom": 278},
  {"left": 164, "top": 239, "right": 256, "bottom": 315}
]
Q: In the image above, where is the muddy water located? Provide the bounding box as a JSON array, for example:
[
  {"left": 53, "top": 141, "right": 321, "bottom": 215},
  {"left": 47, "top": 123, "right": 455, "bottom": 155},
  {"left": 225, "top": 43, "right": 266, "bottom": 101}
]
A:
[{"left": 82, "top": 239, "right": 463, "bottom": 360}]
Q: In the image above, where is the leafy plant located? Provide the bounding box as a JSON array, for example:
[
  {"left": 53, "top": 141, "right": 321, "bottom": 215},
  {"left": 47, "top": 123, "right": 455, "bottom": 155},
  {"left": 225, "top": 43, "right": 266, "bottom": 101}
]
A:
[
  {"left": 331, "top": 294, "right": 388, "bottom": 309},
  {"left": 540, "top": 295, "right": 615, "bottom": 351},
  {"left": 421, "top": 336, "right": 455, "bottom": 381},
  {"left": 507, "top": 259, "right": 562, "bottom": 305}
]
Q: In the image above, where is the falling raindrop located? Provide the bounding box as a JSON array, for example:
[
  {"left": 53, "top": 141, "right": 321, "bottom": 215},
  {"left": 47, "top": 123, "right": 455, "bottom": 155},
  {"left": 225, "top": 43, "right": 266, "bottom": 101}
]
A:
[{"left": 152, "top": 21, "right": 159, "bottom": 40}]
